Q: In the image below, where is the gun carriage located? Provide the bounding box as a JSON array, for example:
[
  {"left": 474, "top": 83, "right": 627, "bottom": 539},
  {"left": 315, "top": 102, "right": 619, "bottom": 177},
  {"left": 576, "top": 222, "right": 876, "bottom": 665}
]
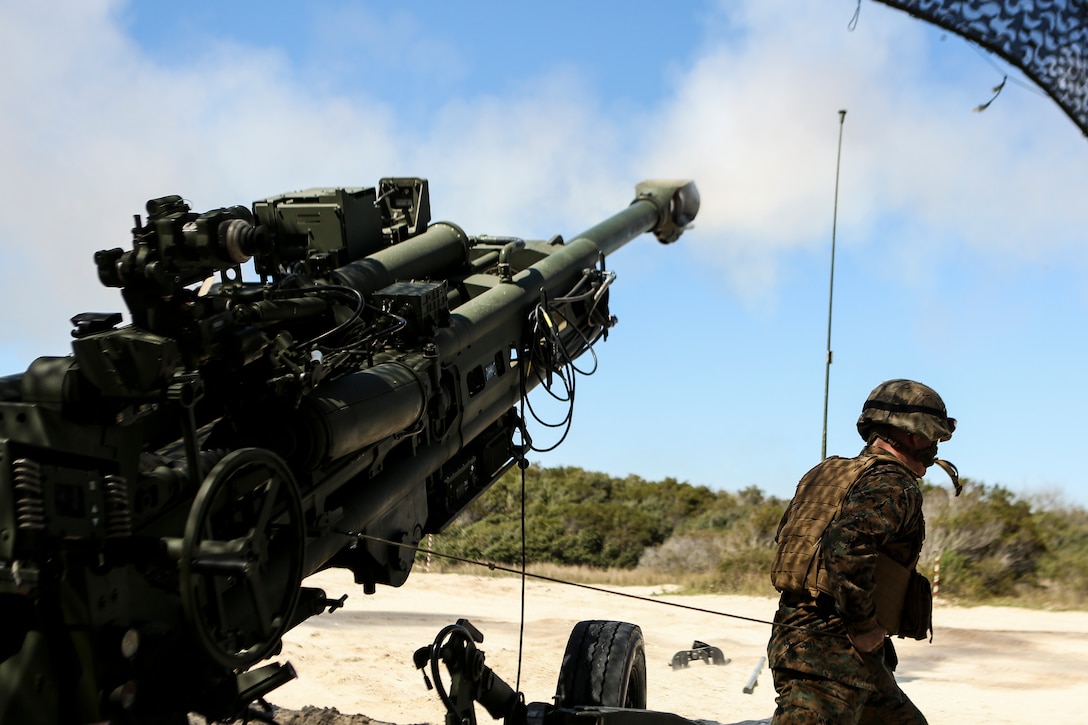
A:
[{"left": 0, "top": 177, "right": 699, "bottom": 724}]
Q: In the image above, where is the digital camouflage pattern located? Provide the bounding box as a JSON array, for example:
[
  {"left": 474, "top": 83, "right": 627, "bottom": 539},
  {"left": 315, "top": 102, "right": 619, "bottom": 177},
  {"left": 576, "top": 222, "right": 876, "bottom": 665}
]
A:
[
  {"left": 767, "top": 445, "right": 927, "bottom": 724},
  {"left": 770, "top": 669, "right": 927, "bottom": 725},
  {"left": 873, "top": 0, "right": 1088, "bottom": 137}
]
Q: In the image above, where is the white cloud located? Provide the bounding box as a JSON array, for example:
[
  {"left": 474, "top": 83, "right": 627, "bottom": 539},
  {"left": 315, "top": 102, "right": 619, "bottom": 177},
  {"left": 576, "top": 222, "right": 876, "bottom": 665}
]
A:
[
  {"left": 0, "top": 0, "right": 645, "bottom": 373},
  {"left": 2, "top": 0, "right": 1087, "bottom": 369},
  {"left": 638, "top": 0, "right": 1088, "bottom": 302},
  {"left": 410, "top": 71, "right": 632, "bottom": 236},
  {"left": 0, "top": 2, "right": 403, "bottom": 361}
]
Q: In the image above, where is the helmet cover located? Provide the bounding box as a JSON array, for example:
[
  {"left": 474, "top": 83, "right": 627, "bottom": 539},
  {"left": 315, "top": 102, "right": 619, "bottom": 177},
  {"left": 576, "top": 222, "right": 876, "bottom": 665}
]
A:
[{"left": 856, "top": 379, "right": 955, "bottom": 443}]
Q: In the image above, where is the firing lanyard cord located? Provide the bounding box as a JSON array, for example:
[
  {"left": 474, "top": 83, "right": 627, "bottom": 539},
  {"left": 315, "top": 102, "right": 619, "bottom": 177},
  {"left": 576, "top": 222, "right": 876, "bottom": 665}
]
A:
[
  {"left": 347, "top": 531, "right": 845, "bottom": 639},
  {"left": 515, "top": 406, "right": 529, "bottom": 692}
]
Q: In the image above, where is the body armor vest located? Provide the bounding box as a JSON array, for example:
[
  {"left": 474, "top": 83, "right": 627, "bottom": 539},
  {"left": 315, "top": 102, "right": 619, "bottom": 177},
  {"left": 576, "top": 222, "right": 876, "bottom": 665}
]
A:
[{"left": 770, "top": 453, "right": 887, "bottom": 597}]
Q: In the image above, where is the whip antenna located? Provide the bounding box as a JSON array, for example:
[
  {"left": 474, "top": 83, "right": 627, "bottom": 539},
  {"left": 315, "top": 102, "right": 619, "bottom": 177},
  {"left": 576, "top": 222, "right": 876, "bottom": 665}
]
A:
[{"left": 822, "top": 109, "right": 847, "bottom": 460}]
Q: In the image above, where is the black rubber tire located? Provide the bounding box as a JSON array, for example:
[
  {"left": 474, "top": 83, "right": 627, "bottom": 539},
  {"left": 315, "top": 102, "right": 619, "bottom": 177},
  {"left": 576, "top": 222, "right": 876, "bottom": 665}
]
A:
[{"left": 554, "top": 620, "right": 648, "bottom": 709}]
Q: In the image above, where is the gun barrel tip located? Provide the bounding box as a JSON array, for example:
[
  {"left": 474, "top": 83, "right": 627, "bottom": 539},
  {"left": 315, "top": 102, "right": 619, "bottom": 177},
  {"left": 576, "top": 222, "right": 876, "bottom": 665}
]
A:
[{"left": 634, "top": 179, "right": 700, "bottom": 244}]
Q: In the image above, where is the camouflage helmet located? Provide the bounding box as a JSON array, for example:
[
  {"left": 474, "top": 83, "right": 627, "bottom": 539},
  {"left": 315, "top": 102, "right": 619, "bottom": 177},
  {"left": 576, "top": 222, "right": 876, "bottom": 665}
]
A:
[{"left": 856, "top": 379, "right": 956, "bottom": 443}]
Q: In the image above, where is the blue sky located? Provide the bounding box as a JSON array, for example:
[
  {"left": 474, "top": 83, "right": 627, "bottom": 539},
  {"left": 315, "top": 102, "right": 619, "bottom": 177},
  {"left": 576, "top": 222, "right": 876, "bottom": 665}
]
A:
[{"left": 2, "top": 0, "right": 1087, "bottom": 507}]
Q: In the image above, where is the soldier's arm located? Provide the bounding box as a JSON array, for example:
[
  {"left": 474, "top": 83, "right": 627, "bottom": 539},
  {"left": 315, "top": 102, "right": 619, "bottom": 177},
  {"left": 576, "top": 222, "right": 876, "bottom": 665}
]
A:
[{"left": 822, "top": 469, "right": 914, "bottom": 636}]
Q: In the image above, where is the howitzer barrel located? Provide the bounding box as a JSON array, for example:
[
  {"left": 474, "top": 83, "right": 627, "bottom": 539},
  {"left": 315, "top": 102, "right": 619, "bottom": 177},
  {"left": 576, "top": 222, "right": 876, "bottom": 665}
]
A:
[
  {"left": 434, "top": 179, "right": 698, "bottom": 362},
  {"left": 303, "top": 180, "right": 699, "bottom": 577},
  {"left": 231, "top": 181, "right": 699, "bottom": 580},
  {"left": 578, "top": 178, "right": 699, "bottom": 252}
]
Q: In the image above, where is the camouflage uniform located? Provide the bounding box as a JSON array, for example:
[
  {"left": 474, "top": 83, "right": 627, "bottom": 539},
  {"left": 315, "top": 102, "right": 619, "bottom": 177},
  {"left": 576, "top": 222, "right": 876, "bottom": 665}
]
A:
[{"left": 767, "top": 446, "right": 927, "bottom": 725}]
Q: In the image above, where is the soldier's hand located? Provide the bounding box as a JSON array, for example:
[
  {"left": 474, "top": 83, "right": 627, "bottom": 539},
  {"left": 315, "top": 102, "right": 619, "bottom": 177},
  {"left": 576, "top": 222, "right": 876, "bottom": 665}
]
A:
[{"left": 848, "top": 626, "right": 887, "bottom": 653}]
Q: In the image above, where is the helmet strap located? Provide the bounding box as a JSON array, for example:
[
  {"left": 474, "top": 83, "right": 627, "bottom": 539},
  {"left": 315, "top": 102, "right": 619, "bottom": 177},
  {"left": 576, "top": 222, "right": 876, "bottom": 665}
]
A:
[
  {"left": 873, "top": 430, "right": 937, "bottom": 467},
  {"left": 934, "top": 458, "right": 962, "bottom": 496},
  {"left": 874, "top": 431, "right": 961, "bottom": 496}
]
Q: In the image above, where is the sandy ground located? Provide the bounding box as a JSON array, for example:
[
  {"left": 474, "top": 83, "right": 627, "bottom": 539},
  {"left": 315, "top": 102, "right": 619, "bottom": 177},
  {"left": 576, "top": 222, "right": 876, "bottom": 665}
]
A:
[{"left": 262, "top": 570, "right": 1088, "bottom": 725}]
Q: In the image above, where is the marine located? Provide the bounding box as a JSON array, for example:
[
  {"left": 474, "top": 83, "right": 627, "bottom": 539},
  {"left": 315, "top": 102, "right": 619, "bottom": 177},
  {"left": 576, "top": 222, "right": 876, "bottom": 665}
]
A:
[{"left": 767, "top": 379, "right": 958, "bottom": 724}]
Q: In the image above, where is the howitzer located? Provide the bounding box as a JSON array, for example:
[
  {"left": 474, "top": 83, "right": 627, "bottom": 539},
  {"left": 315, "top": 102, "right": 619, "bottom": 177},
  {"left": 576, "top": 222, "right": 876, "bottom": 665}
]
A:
[{"left": 0, "top": 177, "right": 698, "bottom": 723}]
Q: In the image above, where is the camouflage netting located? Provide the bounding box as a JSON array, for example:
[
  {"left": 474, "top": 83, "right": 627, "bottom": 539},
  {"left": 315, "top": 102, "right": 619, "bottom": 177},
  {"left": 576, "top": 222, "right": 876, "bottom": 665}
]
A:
[{"left": 874, "top": 0, "right": 1088, "bottom": 136}]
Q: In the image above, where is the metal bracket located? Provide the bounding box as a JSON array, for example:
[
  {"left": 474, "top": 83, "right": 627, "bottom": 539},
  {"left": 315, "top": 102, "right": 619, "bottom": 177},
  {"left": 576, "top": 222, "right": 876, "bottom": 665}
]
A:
[{"left": 669, "top": 641, "right": 730, "bottom": 670}]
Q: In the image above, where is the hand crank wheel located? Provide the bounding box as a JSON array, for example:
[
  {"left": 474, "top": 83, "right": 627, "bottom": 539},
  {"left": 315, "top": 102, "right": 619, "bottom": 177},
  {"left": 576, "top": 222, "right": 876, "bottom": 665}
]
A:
[{"left": 179, "top": 448, "right": 304, "bottom": 668}]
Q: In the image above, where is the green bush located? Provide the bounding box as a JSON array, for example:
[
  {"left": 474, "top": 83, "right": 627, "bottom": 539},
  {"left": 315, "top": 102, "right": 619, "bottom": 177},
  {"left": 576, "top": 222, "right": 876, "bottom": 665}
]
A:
[
  {"left": 433, "top": 465, "right": 1087, "bottom": 608},
  {"left": 714, "top": 547, "right": 777, "bottom": 594}
]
